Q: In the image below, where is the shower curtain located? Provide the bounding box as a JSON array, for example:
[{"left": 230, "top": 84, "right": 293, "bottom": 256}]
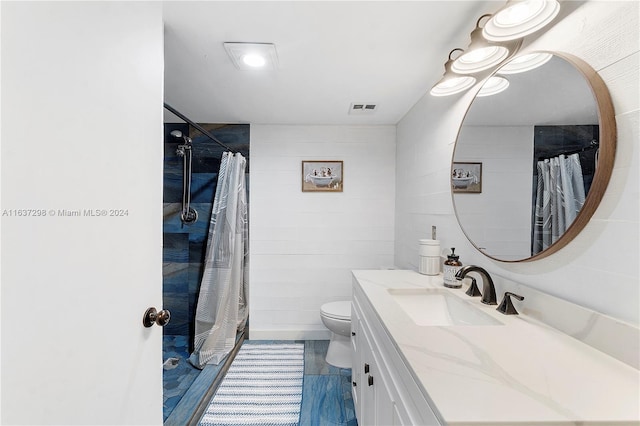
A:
[
  {"left": 533, "top": 153, "right": 586, "bottom": 255},
  {"left": 190, "top": 152, "right": 248, "bottom": 368}
]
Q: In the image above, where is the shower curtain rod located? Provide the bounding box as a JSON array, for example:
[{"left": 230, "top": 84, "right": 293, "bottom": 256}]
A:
[
  {"left": 164, "top": 102, "right": 237, "bottom": 153},
  {"left": 537, "top": 140, "right": 599, "bottom": 161}
]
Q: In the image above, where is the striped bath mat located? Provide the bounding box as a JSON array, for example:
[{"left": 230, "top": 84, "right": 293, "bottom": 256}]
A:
[{"left": 199, "top": 342, "right": 304, "bottom": 426}]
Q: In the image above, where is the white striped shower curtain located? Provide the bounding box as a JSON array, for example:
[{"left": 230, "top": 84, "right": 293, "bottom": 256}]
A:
[
  {"left": 533, "top": 153, "right": 586, "bottom": 255},
  {"left": 190, "top": 152, "right": 248, "bottom": 368}
]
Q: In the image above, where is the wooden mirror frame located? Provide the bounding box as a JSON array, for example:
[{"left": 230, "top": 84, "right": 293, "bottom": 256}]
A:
[{"left": 452, "top": 51, "right": 616, "bottom": 262}]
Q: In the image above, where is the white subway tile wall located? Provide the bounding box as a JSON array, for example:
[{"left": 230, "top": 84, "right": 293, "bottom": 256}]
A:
[{"left": 250, "top": 125, "right": 396, "bottom": 339}]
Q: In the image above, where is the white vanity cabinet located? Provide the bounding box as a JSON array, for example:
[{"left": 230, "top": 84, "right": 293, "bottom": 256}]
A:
[
  {"left": 351, "top": 301, "right": 398, "bottom": 425},
  {"left": 351, "top": 282, "right": 441, "bottom": 426},
  {"left": 352, "top": 270, "right": 640, "bottom": 425}
]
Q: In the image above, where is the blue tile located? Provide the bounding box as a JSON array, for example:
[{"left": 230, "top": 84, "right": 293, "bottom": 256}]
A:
[
  {"left": 163, "top": 337, "right": 358, "bottom": 425},
  {"left": 189, "top": 238, "right": 208, "bottom": 263},
  {"left": 163, "top": 170, "right": 183, "bottom": 203},
  {"left": 300, "top": 375, "right": 348, "bottom": 426},
  {"left": 339, "top": 368, "right": 352, "bottom": 376},
  {"left": 163, "top": 293, "right": 190, "bottom": 336},
  {"left": 190, "top": 173, "right": 217, "bottom": 203},
  {"left": 163, "top": 233, "right": 189, "bottom": 263},
  {"left": 163, "top": 262, "right": 189, "bottom": 293},
  {"left": 163, "top": 203, "right": 211, "bottom": 240},
  {"left": 188, "top": 263, "right": 204, "bottom": 294},
  {"left": 304, "top": 340, "right": 331, "bottom": 375},
  {"left": 188, "top": 124, "right": 250, "bottom": 173},
  {"left": 186, "top": 205, "right": 212, "bottom": 242},
  {"left": 191, "top": 123, "right": 249, "bottom": 147}
]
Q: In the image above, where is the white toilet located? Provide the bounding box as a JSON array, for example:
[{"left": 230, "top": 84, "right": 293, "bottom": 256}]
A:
[{"left": 320, "top": 301, "right": 352, "bottom": 369}]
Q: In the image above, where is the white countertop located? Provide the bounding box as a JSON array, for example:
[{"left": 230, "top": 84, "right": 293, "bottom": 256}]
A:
[{"left": 352, "top": 269, "right": 640, "bottom": 425}]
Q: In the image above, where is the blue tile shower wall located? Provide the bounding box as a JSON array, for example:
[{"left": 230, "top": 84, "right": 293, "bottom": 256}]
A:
[{"left": 163, "top": 123, "right": 249, "bottom": 340}]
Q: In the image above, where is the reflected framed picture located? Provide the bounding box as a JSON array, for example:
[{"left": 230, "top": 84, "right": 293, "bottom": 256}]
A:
[
  {"left": 452, "top": 162, "right": 482, "bottom": 194},
  {"left": 302, "top": 160, "right": 343, "bottom": 192}
]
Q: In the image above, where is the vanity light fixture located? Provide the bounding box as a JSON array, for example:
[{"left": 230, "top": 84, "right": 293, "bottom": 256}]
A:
[
  {"left": 451, "top": 15, "right": 522, "bottom": 75},
  {"left": 223, "top": 42, "right": 279, "bottom": 70},
  {"left": 476, "top": 75, "right": 510, "bottom": 97},
  {"left": 483, "top": 0, "right": 561, "bottom": 42},
  {"left": 498, "top": 51, "right": 553, "bottom": 74},
  {"left": 430, "top": 49, "right": 477, "bottom": 97}
]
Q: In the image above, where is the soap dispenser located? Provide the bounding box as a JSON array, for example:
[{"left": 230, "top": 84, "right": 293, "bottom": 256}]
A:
[{"left": 443, "top": 248, "right": 463, "bottom": 288}]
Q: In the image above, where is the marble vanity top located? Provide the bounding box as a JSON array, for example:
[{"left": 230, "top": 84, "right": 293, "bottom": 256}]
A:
[{"left": 352, "top": 269, "right": 640, "bottom": 425}]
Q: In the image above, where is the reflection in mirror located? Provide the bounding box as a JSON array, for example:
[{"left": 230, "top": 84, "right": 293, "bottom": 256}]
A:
[{"left": 452, "top": 53, "right": 615, "bottom": 262}]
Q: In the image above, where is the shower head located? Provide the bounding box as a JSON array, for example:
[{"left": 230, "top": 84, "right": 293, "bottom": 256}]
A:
[{"left": 170, "top": 129, "right": 192, "bottom": 144}]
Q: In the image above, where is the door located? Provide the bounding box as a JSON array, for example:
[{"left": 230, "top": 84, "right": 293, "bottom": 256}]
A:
[{"left": 1, "top": 2, "right": 164, "bottom": 424}]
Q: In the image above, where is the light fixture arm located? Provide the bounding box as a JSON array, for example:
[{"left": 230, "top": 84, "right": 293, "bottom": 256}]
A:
[
  {"left": 476, "top": 13, "right": 493, "bottom": 28},
  {"left": 451, "top": 12, "right": 521, "bottom": 75},
  {"left": 448, "top": 48, "right": 464, "bottom": 61},
  {"left": 429, "top": 49, "right": 477, "bottom": 97}
]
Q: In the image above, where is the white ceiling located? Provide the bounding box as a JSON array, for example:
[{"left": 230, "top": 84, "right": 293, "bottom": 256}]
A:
[
  {"left": 162, "top": 1, "right": 502, "bottom": 125},
  {"left": 464, "top": 55, "right": 599, "bottom": 126}
]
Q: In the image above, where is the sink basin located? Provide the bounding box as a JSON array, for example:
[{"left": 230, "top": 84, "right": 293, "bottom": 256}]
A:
[{"left": 387, "top": 288, "right": 503, "bottom": 326}]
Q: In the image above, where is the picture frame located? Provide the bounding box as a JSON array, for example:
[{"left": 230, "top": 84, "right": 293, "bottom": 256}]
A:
[
  {"left": 452, "top": 162, "right": 482, "bottom": 194},
  {"left": 302, "top": 160, "right": 343, "bottom": 192}
]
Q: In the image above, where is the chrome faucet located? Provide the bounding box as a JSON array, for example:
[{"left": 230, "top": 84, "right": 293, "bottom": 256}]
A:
[{"left": 455, "top": 265, "right": 497, "bottom": 305}]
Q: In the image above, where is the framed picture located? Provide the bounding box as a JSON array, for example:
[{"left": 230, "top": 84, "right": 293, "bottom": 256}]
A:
[
  {"left": 452, "top": 162, "right": 482, "bottom": 193},
  {"left": 302, "top": 160, "right": 343, "bottom": 192}
]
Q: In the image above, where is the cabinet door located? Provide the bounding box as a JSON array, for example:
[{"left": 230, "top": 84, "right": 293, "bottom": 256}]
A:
[
  {"left": 360, "top": 322, "right": 376, "bottom": 426},
  {"left": 351, "top": 305, "right": 362, "bottom": 420},
  {"left": 359, "top": 318, "right": 400, "bottom": 426},
  {"left": 371, "top": 350, "right": 396, "bottom": 425}
]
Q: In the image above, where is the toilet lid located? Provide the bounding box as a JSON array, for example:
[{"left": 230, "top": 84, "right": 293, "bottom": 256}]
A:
[{"left": 321, "top": 301, "right": 351, "bottom": 320}]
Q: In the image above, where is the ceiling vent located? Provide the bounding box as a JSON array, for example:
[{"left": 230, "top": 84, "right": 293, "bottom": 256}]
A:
[{"left": 349, "top": 103, "right": 378, "bottom": 115}]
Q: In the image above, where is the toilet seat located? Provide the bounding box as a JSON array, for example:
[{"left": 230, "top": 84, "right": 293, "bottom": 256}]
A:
[{"left": 320, "top": 301, "right": 351, "bottom": 321}]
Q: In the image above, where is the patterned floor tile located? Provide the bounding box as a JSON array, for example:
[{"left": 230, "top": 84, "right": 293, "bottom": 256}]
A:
[
  {"left": 163, "top": 335, "right": 201, "bottom": 421},
  {"left": 163, "top": 338, "right": 357, "bottom": 425}
]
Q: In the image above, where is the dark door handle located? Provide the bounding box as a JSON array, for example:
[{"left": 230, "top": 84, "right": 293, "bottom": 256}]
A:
[{"left": 143, "top": 307, "right": 171, "bottom": 327}]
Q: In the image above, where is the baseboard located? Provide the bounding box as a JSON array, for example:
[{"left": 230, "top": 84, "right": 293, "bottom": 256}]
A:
[{"left": 248, "top": 329, "right": 331, "bottom": 341}]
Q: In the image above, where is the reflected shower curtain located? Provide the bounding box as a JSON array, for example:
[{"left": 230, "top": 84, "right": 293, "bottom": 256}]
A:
[
  {"left": 533, "top": 153, "right": 586, "bottom": 255},
  {"left": 190, "top": 152, "right": 248, "bottom": 368}
]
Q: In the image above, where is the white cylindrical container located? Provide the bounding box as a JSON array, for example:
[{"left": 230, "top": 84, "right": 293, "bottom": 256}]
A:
[{"left": 418, "top": 239, "right": 440, "bottom": 275}]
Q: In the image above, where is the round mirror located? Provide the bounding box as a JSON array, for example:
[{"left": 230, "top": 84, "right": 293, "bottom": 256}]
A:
[{"left": 452, "top": 52, "right": 615, "bottom": 262}]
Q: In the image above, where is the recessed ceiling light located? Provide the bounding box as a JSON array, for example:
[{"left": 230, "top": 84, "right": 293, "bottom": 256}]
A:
[
  {"left": 224, "top": 42, "right": 278, "bottom": 70},
  {"left": 242, "top": 54, "right": 267, "bottom": 68}
]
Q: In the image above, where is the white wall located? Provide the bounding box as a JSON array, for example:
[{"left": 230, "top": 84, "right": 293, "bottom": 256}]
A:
[
  {"left": 396, "top": 1, "right": 639, "bottom": 325},
  {"left": 250, "top": 125, "right": 395, "bottom": 339},
  {"left": 454, "top": 125, "right": 534, "bottom": 260},
  {"left": 1, "top": 2, "right": 164, "bottom": 424}
]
